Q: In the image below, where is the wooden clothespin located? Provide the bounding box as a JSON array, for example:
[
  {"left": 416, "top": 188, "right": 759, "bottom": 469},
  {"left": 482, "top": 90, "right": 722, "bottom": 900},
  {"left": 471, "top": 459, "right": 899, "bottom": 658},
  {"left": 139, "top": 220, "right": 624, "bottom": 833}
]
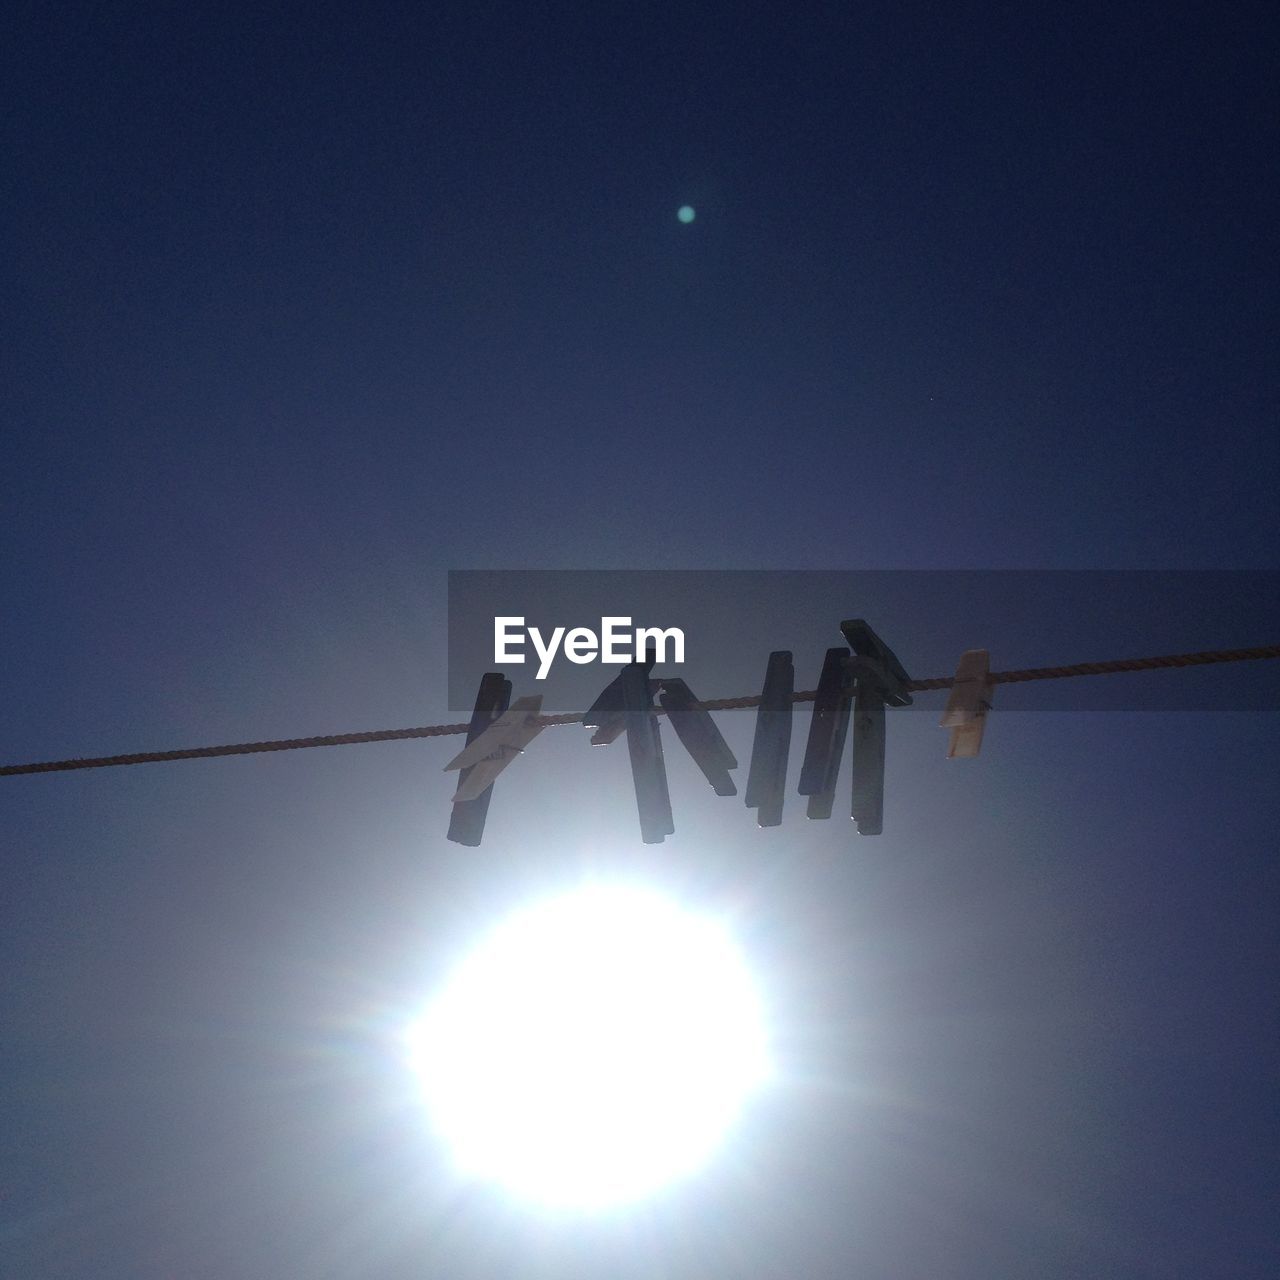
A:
[
  {"left": 444, "top": 695, "right": 545, "bottom": 802},
  {"left": 939, "top": 649, "right": 993, "bottom": 758},
  {"left": 842, "top": 619, "right": 913, "bottom": 836},
  {"left": 797, "top": 620, "right": 913, "bottom": 835},
  {"left": 581, "top": 654, "right": 655, "bottom": 745},
  {"left": 745, "top": 651, "right": 794, "bottom": 827},
  {"left": 656, "top": 679, "right": 738, "bottom": 796},
  {"left": 798, "top": 647, "right": 854, "bottom": 820},
  {"left": 583, "top": 653, "right": 674, "bottom": 844},
  {"left": 446, "top": 672, "right": 512, "bottom": 846}
]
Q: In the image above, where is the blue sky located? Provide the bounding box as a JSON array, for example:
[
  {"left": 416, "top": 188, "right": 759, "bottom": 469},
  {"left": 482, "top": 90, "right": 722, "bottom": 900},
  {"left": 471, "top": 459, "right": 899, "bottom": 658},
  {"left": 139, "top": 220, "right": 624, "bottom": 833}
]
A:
[{"left": 2, "top": 2, "right": 1277, "bottom": 1277}]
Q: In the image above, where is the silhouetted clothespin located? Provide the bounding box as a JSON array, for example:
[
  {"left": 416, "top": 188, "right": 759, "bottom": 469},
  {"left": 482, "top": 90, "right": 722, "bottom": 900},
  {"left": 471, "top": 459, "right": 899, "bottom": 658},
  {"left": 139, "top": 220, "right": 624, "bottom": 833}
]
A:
[
  {"left": 798, "top": 621, "right": 913, "bottom": 834},
  {"left": 583, "top": 653, "right": 674, "bottom": 844},
  {"left": 745, "top": 651, "right": 794, "bottom": 827},
  {"left": 798, "top": 647, "right": 853, "bottom": 820},
  {"left": 842, "top": 619, "right": 912, "bottom": 835},
  {"left": 657, "top": 678, "right": 738, "bottom": 796},
  {"left": 939, "top": 649, "right": 993, "bottom": 758},
  {"left": 446, "top": 672, "right": 512, "bottom": 847},
  {"left": 444, "top": 695, "right": 545, "bottom": 802},
  {"left": 582, "top": 654, "right": 657, "bottom": 745}
]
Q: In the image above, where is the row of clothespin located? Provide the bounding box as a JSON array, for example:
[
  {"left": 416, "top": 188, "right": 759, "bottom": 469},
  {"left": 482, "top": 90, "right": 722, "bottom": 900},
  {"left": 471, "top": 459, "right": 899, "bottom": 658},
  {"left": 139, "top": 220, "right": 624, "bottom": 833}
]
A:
[{"left": 443, "top": 620, "right": 995, "bottom": 846}]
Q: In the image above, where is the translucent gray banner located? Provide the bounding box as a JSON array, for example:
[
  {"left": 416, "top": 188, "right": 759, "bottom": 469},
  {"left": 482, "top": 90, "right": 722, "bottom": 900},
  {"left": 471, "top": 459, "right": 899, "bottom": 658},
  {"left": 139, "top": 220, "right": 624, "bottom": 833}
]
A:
[{"left": 447, "top": 571, "right": 1280, "bottom": 712}]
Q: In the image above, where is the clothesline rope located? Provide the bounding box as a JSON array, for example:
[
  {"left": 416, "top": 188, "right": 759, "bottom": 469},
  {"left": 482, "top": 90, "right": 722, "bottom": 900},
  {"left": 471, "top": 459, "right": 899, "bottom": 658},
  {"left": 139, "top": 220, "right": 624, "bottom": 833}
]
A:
[{"left": 3, "top": 644, "right": 1277, "bottom": 777}]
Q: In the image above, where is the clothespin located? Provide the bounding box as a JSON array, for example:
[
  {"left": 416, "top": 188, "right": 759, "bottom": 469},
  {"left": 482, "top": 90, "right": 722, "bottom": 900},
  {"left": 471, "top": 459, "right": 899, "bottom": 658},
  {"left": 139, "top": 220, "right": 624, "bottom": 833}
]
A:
[
  {"left": 841, "top": 619, "right": 913, "bottom": 836},
  {"left": 582, "top": 654, "right": 657, "bottom": 745},
  {"left": 939, "top": 649, "right": 993, "bottom": 758},
  {"left": 745, "top": 651, "right": 794, "bottom": 827},
  {"left": 583, "top": 653, "right": 674, "bottom": 844},
  {"left": 444, "top": 695, "right": 545, "bottom": 802},
  {"left": 446, "top": 672, "right": 512, "bottom": 847},
  {"left": 798, "top": 647, "right": 854, "bottom": 820},
  {"left": 797, "top": 621, "right": 913, "bottom": 835},
  {"left": 656, "top": 678, "right": 738, "bottom": 796}
]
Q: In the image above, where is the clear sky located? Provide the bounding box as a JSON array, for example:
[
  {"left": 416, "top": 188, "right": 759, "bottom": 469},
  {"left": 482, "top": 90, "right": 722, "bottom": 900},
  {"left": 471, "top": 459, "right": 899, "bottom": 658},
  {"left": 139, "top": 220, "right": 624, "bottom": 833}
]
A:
[{"left": 2, "top": 2, "right": 1277, "bottom": 1278}]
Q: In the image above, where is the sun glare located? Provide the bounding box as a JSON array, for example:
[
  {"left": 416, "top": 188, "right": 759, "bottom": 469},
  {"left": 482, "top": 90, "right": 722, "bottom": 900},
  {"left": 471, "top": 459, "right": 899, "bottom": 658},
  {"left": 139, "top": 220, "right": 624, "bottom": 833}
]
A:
[{"left": 407, "top": 884, "right": 770, "bottom": 1209}]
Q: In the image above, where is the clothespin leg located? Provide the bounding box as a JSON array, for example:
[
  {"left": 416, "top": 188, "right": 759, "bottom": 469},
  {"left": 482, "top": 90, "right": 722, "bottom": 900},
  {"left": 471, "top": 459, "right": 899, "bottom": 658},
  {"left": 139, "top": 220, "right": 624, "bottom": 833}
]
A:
[
  {"left": 947, "top": 719, "right": 986, "bottom": 759},
  {"left": 850, "top": 683, "right": 886, "bottom": 835},
  {"left": 659, "top": 679, "right": 738, "bottom": 797},
  {"left": 621, "top": 662, "right": 673, "bottom": 844},
  {"left": 447, "top": 673, "right": 513, "bottom": 847},
  {"left": 799, "top": 648, "right": 852, "bottom": 820},
  {"left": 806, "top": 694, "right": 851, "bottom": 820},
  {"left": 746, "top": 651, "right": 794, "bottom": 828}
]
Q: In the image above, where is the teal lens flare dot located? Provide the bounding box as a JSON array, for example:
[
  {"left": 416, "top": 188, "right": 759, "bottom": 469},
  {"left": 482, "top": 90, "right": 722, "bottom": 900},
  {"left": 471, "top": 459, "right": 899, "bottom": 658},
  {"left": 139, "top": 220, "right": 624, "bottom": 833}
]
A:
[{"left": 677, "top": 205, "right": 696, "bottom": 224}]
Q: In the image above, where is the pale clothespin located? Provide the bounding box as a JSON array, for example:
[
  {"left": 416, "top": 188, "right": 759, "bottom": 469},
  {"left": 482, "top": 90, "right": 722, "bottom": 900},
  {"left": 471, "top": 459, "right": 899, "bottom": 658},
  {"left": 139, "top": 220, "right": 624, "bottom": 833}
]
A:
[
  {"left": 446, "top": 672, "right": 512, "bottom": 846},
  {"left": 745, "top": 651, "right": 794, "bottom": 827},
  {"left": 940, "top": 649, "right": 993, "bottom": 758},
  {"left": 444, "top": 694, "right": 545, "bottom": 802}
]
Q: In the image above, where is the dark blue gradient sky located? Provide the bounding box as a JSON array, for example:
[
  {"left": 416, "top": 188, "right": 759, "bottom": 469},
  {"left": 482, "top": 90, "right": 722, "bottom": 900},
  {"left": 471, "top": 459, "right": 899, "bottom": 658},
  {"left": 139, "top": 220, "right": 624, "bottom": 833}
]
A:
[{"left": 3, "top": 3, "right": 1278, "bottom": 1278}]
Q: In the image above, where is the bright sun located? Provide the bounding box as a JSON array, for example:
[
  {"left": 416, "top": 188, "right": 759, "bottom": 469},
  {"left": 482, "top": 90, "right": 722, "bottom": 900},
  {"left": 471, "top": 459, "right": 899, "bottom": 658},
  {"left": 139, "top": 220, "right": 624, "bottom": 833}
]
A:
[{"left": 407, "top": 884, "right": 770, "bottom": 1209}]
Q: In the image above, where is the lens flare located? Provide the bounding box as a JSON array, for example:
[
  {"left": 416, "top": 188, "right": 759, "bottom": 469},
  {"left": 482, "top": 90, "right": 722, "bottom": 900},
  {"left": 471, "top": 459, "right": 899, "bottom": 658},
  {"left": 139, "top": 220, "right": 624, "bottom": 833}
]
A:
[{"left": 407, "top": 884, "right": 769, "bottom": 1208}]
